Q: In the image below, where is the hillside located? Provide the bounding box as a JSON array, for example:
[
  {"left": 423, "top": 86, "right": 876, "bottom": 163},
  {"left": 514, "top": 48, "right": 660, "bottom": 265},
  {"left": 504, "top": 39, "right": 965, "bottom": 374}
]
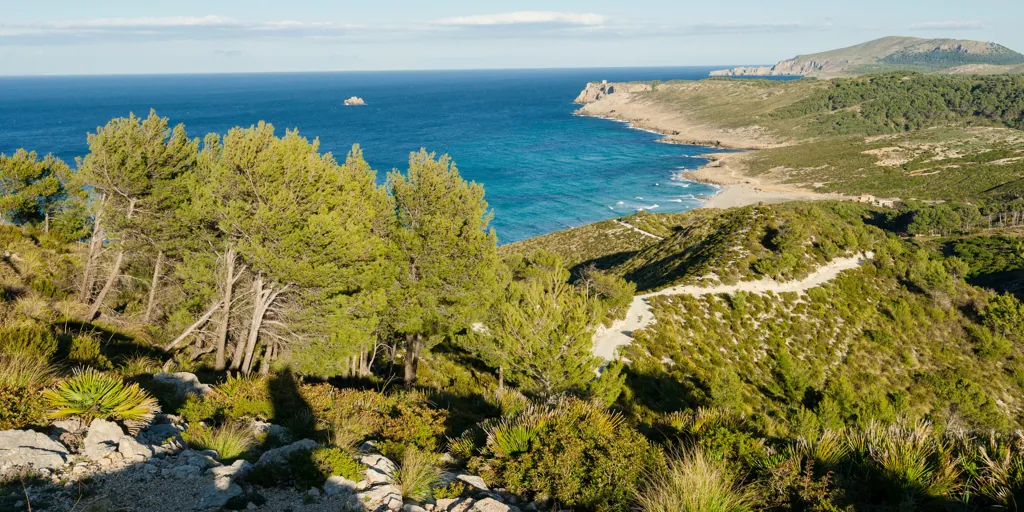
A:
[
  {"left": 711, "top": 36, "right": 1024, "bottom": 78},
  {"left": 575, "top": 72, "right": 1024, "bottom": 206}
]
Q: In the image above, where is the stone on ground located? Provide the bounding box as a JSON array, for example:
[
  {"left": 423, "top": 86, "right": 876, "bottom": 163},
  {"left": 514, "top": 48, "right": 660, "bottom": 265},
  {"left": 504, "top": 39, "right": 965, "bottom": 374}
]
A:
[
  {"left": 152, "top": 372, "right": 214, "bottom": 399},
  {"left": 83, "top": 419, "right": 126, "bottom": 461},
  {"left": 0, "top": 430, "right": 70, "bottom": 475}
]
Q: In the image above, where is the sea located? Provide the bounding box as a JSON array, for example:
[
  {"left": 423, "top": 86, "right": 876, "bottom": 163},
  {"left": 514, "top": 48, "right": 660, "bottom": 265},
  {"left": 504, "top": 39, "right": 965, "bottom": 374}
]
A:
[{"left": 1, "top": 67, "right": 734, "bottom": 242}]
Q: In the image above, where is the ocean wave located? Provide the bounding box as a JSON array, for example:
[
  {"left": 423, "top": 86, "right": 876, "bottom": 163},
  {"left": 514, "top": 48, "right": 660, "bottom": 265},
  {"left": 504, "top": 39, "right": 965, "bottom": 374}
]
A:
[{"left": 635, "top": 204, "right": 660, "bottom": 211}]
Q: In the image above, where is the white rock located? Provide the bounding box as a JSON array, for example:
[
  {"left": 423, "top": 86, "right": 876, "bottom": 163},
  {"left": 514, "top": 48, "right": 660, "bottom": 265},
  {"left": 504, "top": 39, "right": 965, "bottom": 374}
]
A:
[
  {"left": 437, "top": 498, "right": 476, "bottom": 512},
  {"left": 323, "top": 475, "right": 358, "bottom": 496},
  {"left": 470, "top": 499, "right": 517, "bottom": 512},
  {"left": 83, "top": 419, "right": 125, "bottom": 461},
  {"left": 355, "top": 484, "right": 402, "bottom": 511},
  {"left": 255, "top": 439, "right": 318, "bottom": 468},
  {"left": 196, "top": 477, "right": 243, "bottom": 509},
  {"left": 153, "top": 372, "right": 213, "bottom": 399},
  {"left": 404, "top": 505, "right": 428, "bottom": 512},
  {"left": 117, "top": 436, "right": 153, "bottom": 460},
  {"left": 456, "top": 473, "right": 489, "bottom": 492},
  {"left": 360, "top": 453, "right": 397, "bottom": 485},
  {"left": 250, "top": 420, "right": 291, "bottom": 443},
  {"left": 209, "top": 459, "right": 251, "bottom": 481},
  {"left": 0, "top": 430, "right": 70, "bottom": 475}
]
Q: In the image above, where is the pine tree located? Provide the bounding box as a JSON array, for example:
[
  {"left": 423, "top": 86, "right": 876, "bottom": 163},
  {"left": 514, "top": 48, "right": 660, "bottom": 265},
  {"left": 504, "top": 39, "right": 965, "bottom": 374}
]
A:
[
  {"left": 76, "top": 110, "right": 198, "bottom": 320},
  {"left": 386, "top": 150, "right": 503, "bottom": 387},
  {"left": 484, "top": 251, "right": 601, "bottom": 398},
  {"left": 205, "top": 123, "right": 390, "bottom": 375},
  {"left": 0, "top": 149, "right": 70, "bottom": 232}
]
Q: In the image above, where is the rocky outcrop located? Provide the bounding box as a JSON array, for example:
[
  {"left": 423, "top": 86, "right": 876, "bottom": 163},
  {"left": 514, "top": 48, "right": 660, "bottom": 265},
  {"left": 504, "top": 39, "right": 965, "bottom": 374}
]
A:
[
  {"left": 83, "top": 419, "right": 127, "bottom": 460},
  {"left": 0, "top": 429, "right": 70, "bottom": 476},
  {"left": 153, "top": 372, "right": 214, "bottom": 399},
  {"left": 344, "top": 96, "right": 367, "bottom": 106},
  {"left": 574, "top": 81, "right": 651, "bottom": 104},
  {"left": 255, "top": 439, "right": 318, "bottom": 467},
  {"left": 710, "top": 58, "right": 827, "bottom": 77}
]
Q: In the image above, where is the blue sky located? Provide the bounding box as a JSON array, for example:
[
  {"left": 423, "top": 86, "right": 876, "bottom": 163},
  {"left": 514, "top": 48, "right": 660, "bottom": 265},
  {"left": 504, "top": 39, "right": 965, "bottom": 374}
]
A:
[{"left": 2, "top": 0, "right": 1021, "bottom": 75}]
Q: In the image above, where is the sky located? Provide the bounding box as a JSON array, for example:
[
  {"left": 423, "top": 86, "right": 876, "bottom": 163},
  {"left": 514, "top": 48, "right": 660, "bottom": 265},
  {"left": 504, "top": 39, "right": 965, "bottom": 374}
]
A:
[{"left": 1, "top": 0, "right": 1022, "bottom": 75}]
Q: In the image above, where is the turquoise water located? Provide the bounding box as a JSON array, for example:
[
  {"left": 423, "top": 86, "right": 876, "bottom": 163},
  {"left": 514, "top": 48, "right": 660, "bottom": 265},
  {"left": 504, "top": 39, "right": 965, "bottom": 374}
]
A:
[{"left": 0, "top": 67, "right": 727, "bottom": 242}]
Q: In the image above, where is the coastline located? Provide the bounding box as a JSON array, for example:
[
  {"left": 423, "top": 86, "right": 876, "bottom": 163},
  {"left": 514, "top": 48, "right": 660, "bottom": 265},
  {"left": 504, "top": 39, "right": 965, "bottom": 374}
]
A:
[{"left": 574, "top": 83, "right": 850, "bottom": 209}]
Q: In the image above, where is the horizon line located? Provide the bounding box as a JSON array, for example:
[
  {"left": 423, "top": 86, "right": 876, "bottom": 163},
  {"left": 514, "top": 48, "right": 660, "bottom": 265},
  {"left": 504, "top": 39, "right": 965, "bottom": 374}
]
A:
[{"left": 0, "top": 64, "right": 761, "bottom": 79}]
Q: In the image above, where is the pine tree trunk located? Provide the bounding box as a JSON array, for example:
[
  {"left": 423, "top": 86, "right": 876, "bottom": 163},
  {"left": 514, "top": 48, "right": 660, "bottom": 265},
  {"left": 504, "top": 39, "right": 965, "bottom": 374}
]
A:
[
  {"left": 87, "top": 249, "right": 124, "bottom": 320},
  {"left": 239, "top": 277, "right": 282, "bottom": 375},
  {"left": 258, "top": 342, "right": 273, "bottom": 375},
  {"left": 214, "top": 247, "right": 236, "bottom": 371},
  {"left": 359, "top": 349, "right": 369, "bottom": 376},
  {"left": 143, "top": 251, "right": 163, "bottom": 324},
  {"left": 79, "top": 211, "right": 103, "bottom": 302},
  {"left": 403, "top": 333, "right": 423, "bottom": 387},
  {"left": 44, "top": 211, "right": 49, "bottom": 234},
  {"left": 86, "top": 198, "right": 135, "bottom": 320},
  {"left": 163, "top": 299, "right": 224, "bottom": 351}
]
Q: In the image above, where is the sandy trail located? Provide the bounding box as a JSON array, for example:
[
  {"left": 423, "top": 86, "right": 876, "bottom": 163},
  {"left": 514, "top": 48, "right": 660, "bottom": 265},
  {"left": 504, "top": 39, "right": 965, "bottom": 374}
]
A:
[
  {"left": 613, "top": 219, "right": 664, "bottom": 241},
  {"left": 592, "top": 252, "right": 873, "bottom": 361}
]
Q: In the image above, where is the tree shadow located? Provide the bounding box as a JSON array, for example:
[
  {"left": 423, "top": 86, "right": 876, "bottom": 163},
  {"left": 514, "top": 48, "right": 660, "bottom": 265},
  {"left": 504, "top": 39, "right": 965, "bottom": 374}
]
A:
[{"left": 569, "top": 250, "right": 640, "bottom": 276}]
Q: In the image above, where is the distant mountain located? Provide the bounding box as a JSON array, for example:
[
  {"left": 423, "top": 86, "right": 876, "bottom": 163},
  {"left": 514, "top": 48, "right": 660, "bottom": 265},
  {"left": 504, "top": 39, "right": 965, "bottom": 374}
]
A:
[{"left": 711, "top": 36, "right": 1024, "bottom": 78}]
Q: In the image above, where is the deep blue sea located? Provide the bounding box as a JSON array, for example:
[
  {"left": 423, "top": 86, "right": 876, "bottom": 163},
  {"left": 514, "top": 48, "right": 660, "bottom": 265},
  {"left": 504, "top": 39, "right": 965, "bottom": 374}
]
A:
[{"left": 1, "top": 67, "right": 728, "bottom": 242}]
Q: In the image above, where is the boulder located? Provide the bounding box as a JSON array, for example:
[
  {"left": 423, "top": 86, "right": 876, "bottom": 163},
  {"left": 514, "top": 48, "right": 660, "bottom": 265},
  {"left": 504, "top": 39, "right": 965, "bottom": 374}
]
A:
[
  {"left": 250, "top": 420, "right": 291, "bottom": 443},
  {"left": 209, "top": 459, "right": 251, "bottom": 481},
  {"left": 196, "top": 476, "right": 244, "bottom": 509},
  {"left": 323, "top": 475, "right": 358, "bottom": 496},
  {"left": 152, "top": 372, "right": 213, "bottom": 399},
  {"left": 456, "top": 473, "right": 489, "bottom": 492},
  {"left": 360, "top": 453, "right": 397, "bottom": 485},
  {"left": 83, "top": 419, "right": 126, "bottom": 461},
  {"left": 0, "top": 430, "right": 70, "bottom": 475},
  {"left": 255, "top": 439, "right": 318, "bottom": 468},
  {"left": 470, "top": 498, "right": 518, "bottom": 512},
  {"left": 138, "top": 422, "right": 185, "bottom": 446},
  {"left": 355, "top": 484, "right": 402, "bottom": 511},
  {"left": 436, "top": 498, "right": 476, "bottom": 512},
  {"left": 117, "top": 436, "right": 153, "bottom": 460}
]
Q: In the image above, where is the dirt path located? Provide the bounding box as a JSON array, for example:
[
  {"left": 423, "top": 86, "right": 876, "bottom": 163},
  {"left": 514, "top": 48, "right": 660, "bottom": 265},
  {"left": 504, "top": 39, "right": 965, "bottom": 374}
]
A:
[
  {"left": 592, "top": 252, "right": 873, "bottom": 361},
  {"left": 613, "top": 219, "right": 664, "bottom": 241}
]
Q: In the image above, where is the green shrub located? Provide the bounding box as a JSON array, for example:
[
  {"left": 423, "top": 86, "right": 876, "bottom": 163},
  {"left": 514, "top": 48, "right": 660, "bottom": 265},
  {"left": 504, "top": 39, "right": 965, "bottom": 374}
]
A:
[
  {"left": 312, "top": 446, "right": 364, "bottom": 481},
  {"left": 0, "top": 383, "right": 48, "bottom": 430},
  {"left": 43, "top": 367, "right": 160, "bottom": 433},
  {"left": 636, "top": 447, "right": 754, "bottom": 512},
  {"left": 433, "top": 480, "right": 468, "bottom": 500},
  {"left": 182, "top": 423, "right": 255, "bottom": 463},
  {"left": 0, "top": 321, "right": 57, "bottom": 359},
  {"left": 380, "top": 398, "right": 447, "bottom": 451},
  {"left": 117, "top": 355, "right": 160, "bottom": 377},
  {"left": 248, "top": 446, "right": 363, "bottom": 490},
  {"left": 491, "top": 399, "right": 665, "bottom": 511},
  {"left": 393, "top": 447, "right": 442, "bottom": 502},
  {"left": 68, "top": 334, "right": 111, "bottom": 369}
]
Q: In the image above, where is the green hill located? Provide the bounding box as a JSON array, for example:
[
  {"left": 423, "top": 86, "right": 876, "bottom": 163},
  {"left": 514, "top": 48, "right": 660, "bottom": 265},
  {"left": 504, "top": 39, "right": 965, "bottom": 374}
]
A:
[{"left": 711, "top": 36, "right": 1024, "bottom": 78}]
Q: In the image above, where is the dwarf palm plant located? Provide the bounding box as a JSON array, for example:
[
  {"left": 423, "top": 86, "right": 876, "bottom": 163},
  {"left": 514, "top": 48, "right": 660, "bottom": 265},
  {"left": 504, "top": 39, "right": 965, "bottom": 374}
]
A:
[
  {"left": 867, "top": 420, "right": 962, "bottom": 504},
  {"left": 974, "top": 431, "right": 1024, "bottom": 508},
  {"left": 43, "top": 367, "right": 160, "bottom": 433}
]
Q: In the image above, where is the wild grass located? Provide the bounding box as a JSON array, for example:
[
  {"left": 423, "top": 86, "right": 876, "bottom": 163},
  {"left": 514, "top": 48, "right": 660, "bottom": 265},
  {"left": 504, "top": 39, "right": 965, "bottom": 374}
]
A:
[
  {"left": 392, "top": 447, "right": 442, "bottom": 501},
  {"left": 181, "top": 423, "right": 255, "bottom": 462},
  {"left": 0, "top": 352, "right": 54, "bottom": 390},
  {"left": 636, "top": 446, "right": 754, "bottom": 512}
]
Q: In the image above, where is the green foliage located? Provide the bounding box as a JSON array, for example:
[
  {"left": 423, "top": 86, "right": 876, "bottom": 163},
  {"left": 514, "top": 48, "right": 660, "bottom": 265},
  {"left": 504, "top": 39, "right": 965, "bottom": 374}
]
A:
[
  {"left": 43, "top": 367, "right": 160, "bottom": 433},
  {"left": 881, "top": 47, "right": 1024, "bottom": 68},
  {"left": 478, "top": 251, "right": 601, "bottom": 398},
  {"left": 386, "top": 149, "right": 503, "bottom": 384},
  {"left": 636, "top": 447, "right": 754, "bottom": 512},
  {"left": 485, "top": 399, "right": 664, "bottom": 511},
  {"left": 311, "top": 446, "right": 365, "bottom": 482},
  {"left": 433, "top": 481, "right": 468, "bottom": 500},
  {"left": 0, "top": 321, "right": 57, "bottom": 359},
  {"left": 0, "top": 149, "right": 77, "bottom": 232},
  {"left": 68, "top": 334, "right": 111, "bottom": 369},
  {"left": 182, "top": 423, "right": 255, "bottom": 463},
  {"left": 775, "top": 73, "right": 1024, "bottom": 134},
  {"left": 392, "top": 447, "right": 442, "bottom": 501}
]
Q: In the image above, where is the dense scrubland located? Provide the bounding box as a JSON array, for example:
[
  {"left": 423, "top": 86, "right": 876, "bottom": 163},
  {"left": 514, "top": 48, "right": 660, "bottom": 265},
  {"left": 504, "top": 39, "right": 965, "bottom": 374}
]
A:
[{"left": 5, "top": 78, "right": 1024, "bottom": 510}]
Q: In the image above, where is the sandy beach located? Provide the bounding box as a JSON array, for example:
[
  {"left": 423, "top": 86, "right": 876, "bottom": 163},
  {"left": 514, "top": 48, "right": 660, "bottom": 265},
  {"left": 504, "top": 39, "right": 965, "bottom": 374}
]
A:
[{"left": 574, "top": 82, "right": 852, "bottom": 209}]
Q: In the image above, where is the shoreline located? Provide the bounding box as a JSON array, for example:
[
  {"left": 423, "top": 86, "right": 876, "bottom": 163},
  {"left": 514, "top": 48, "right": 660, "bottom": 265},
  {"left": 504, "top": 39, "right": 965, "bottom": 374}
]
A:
[{"left": 574, "top": 89, "right": 850, "bottom": 209}]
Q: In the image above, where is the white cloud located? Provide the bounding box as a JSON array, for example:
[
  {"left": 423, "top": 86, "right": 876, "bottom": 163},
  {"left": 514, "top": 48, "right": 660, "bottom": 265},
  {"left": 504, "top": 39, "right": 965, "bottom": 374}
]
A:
[
  {"left": 48, "top": 15, "right": 237, "bottom": 29},
  {"left": 436, "top": 11, "right": 606, "bottom": 27},
  {"left": 909, "top": 20, "right": 987, "bottom": 31}
]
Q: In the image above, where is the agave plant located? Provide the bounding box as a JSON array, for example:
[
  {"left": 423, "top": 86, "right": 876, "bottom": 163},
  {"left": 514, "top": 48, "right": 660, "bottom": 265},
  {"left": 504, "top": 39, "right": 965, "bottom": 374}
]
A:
[{"left": 42, "top": 367, "right": 160, "bottom": 433}]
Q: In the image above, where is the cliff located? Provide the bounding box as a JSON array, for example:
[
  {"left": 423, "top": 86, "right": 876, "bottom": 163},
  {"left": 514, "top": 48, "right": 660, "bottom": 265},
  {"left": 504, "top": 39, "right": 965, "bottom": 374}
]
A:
[
  {"left": 710, "top": 36, "right": 1024, "bottom": 78},
  {"left": 574, "top": 81, "right": 652, "bottom": 104}
]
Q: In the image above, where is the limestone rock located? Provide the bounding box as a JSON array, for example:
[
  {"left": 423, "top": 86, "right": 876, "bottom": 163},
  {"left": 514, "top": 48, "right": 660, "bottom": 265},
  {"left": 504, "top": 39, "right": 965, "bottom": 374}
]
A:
[
  {"left": 152, "top": 372, "right": 213, "bottom": 399},
  {"left": 250, "top": 420, "right": 291, "bottom": 443},
  {"left": 470, "top": 498, "right": 518, "bottom": 512},
  {"left": 355, "top": 484, "right": 402, "bottom": 511},
  {"left": 0, "top": 430, "right": 70, "bottom": 475},
  {"left": 436, "top": 498, "right": 476, "bottom": 512},
  {"left": 456, "top": 473, "right": 489, "bottom": 492},
  {"left": 117, "top": 436, "right": 153, "bottom": 460},
  {"left": 171, "top": 464, "right": 202, "bottom": 478},
  {"left": 138, "top": 422, "right": 185, "bottom": 446},
  {"left": 196, "top": 476, "right": 244, "bottom": 509},
  {"left": 209, "top": 459, "right": 251, "bottom": 481},
  {"left": 255, "top": 439, "right": 318, "bottom": 467},
  {"left": 83, "top": 419, "right": 126, "bottom": 461},
  {"left": 323, "top": 475, "right": 358, "bottom": 496},
  {"left": 360, "top": 453, "right": 397, "bottom": 485}
]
